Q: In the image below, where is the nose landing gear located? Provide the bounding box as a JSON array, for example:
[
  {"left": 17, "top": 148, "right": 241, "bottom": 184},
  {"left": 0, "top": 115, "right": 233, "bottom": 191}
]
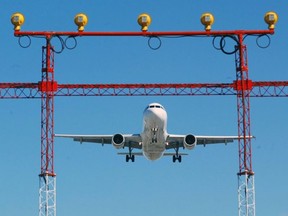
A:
[{"left": 151, "top": 127, "right": 158, "bottom": 143}]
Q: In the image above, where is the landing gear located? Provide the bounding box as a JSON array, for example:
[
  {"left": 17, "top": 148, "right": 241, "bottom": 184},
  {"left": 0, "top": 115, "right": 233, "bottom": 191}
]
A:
[
  {"left": 152, "top": 137, "right": 157, "bottom": 143},
  {"left": 173, "top": 143, "right": 182, "bottom": 163},
  {"left": 172, "top": 155, "right": 182, "bottom": 163},
  {"left": 126, "top": 145, "right": 135, "bottom": 162},
  {"left": 151, "top": 127, "right": 158, "bottom": 143},
  {"left": 126, "top": 154, "right": 135, "bottom": 162}
]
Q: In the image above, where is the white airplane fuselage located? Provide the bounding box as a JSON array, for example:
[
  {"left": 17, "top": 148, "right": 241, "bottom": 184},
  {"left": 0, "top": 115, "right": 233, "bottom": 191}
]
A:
[{"left": 141, "top": 104, "right": 168, "bottom": 160}]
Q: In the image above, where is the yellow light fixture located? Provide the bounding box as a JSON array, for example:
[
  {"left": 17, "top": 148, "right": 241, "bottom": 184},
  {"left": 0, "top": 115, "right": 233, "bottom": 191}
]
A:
[
  {"left": 264, "top": 11, "right": 278, "bottom": 30},
  {"left": 200, "top": 13, "right": 214, "bottom": 31},
  {"left": 11, "top": 12, "right": 25, "bottom": 31},
  {"left": 137, "top": 13, "right": 152, "bottom": 32},
  {"left": 74, "top": 13, "right": 88, "bottom": 32}
]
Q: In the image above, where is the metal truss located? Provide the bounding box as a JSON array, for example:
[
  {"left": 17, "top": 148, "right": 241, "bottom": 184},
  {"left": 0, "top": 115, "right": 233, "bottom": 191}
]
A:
[
  {"left": 238, "top": 174, "right": 256, "bottom": 216},
  {"left": 235, "top": 36, "right": 255, "bottom": 216},
  {"left": 39, "top": 174, "right": 56, "bottom": 216},
  {"left": 1, "top": 81, "right": 288, "bottom": 98},
  {"left": 39, "top": 43, "right": 56, "bottom": 216}
]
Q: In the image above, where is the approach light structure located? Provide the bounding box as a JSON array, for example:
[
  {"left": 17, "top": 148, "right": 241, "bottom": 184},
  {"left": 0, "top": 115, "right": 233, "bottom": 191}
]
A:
[
  {"left": 11, "top": 11, "right": 278, "bottom": 33},
  {"left": 137, "top": 13, "right": 152, "bottom": 32},
  {"left": 74, "top": 13, "right": 88, "bottom": 32},
  {"left": 11, "top": 12, "right": 25, "bottom": 31},
  {"left": 200, "top": 13, "right": 214, "bottom": 31},
  {"left": 264, "top": 11, "right": 278, "bottom": 30}
]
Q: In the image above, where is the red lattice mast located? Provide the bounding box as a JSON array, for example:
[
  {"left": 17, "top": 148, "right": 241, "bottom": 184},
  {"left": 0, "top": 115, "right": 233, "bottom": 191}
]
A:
[
  {"left": 38, "top": 37, "right": 57, "bottom": 216},
  {"left": 234, "top": 34, "right": 255, "bottom": 216}
]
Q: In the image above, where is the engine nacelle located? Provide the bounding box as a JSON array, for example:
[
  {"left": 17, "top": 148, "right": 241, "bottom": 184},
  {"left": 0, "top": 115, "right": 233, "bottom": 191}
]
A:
[
  {"left": 112, "top": 134, "right": 125, "bottom": 149},
  {"left": 184, "top": 134, "right": 197, "bottom": 150}
]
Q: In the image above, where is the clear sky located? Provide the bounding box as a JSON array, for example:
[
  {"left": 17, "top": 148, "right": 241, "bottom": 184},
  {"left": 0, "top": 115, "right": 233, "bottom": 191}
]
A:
[{"left": 0, "top": 1, "right": 288, "bottom": 216}]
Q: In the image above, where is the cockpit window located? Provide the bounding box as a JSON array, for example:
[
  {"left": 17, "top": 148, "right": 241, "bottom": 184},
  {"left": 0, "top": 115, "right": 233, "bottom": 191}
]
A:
[{"left": 147, "top": 105, "right": 165, "bottom": 110}]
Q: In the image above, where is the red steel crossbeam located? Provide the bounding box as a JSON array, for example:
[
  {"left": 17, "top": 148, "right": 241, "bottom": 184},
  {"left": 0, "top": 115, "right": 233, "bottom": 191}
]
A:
[
  {"left": 1, "top": 81, "right": 288, "bottom": 98},
  {"left": 14, "top": 30, "right": 274, "bottom": 37}
]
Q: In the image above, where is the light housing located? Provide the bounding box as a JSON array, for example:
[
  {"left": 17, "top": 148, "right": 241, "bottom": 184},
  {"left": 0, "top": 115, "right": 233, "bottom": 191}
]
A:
[
  {"left": 200, "top": 13, "right": 214, "bottom": 31},
  {"left": 11, "top": 12, "right": 25, "bottom": 31},
  {"left": 264, "top": 11, "right": 278, "bottom": 30},
  {"left": 137, "top": 13, "right": 152, "bottom": 32},
  {"left": 74, "top": 13, "right": 88, "bottom": 32}
]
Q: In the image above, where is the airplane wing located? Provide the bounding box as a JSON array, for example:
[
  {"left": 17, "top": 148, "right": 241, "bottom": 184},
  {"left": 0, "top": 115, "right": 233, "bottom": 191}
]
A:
[
  {"left": 166, "top": 135, "right": 247, "bottom": 149},
  {"left": 55, "top": 134, "right": 142, "bottom": 149}
]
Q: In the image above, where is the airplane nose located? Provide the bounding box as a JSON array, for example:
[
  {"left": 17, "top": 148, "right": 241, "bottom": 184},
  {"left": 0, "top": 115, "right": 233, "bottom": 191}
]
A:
[
  {"left": 144, "top": 109, "right": 157, "bottom": 119},
  {"left": 144, "top": 108, "right": 166, "bottom": 122}
]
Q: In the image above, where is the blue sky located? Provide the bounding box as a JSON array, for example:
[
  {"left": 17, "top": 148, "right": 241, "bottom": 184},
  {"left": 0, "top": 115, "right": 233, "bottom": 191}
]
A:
[{"left": 0, "top": 1, "right": 288, "bottom": 216}]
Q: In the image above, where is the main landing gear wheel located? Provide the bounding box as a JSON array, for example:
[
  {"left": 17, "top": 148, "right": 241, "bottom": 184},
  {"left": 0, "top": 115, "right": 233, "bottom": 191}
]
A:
[
  {"left": 172, "top": 155, "right": 182, "bottom": 163},
  {"left": 126, "top": 154, "right": 135, "bottom": 162},
  {"left": 126, "top": 146, "right": 135, "bottom": 162}
]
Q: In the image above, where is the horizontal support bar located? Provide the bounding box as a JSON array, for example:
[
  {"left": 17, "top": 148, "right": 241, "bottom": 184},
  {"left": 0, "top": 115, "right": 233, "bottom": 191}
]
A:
[
  {"left": 14, "top": 29, "right": 274, "bottom": 38},
  {"left": 0, "top": 81, "right": 287, "bottom": 98}
]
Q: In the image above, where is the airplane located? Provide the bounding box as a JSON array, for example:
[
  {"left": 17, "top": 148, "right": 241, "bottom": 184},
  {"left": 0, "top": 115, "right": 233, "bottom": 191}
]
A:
[{"left": 55, "top": 102, "right": 245, "bottom": 163}]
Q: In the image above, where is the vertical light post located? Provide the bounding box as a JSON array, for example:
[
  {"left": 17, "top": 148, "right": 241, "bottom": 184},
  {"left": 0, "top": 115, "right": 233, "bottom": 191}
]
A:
[
  {"left": 233, "top": 12, "right": 278, "bottom": 216},
  {"left": 11, "top": 12, "right": 58, "bottom": 216},
  {"left": 38, "top": 37, "right": 57, "bottom": 216},
  {"left": 234, "top": 34, "right": 255, "bottom": 216}
]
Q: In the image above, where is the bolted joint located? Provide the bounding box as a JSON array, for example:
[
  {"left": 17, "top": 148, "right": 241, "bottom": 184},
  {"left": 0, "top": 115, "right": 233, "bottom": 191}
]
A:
[
  {"left": 38, "top": 81, "right": 58, "bottom": 92},
  {"left": 39, "top": 172, "right": 56, "bottom": 177},
  {"left": 237, "top": 170, "right": 255, "bottom": 176},
  {"left": 233, "top": 80, "right": 253, "bottom": 91}
]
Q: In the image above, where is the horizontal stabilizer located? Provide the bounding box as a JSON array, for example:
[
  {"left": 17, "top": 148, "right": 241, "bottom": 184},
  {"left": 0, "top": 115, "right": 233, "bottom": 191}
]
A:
[
  {"left": 118, "top": 152, "right": 143, "bottom": 156},
  {"left": 163, "top": 153, "right": 188, "bottom": 156}
]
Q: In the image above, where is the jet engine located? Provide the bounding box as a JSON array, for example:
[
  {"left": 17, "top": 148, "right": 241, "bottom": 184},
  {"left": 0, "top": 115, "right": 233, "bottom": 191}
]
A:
[
  {"left": 112, "top": 134, "right": 125, "bottom": 149},
  {"left": 184, "top": 134, "right": 197, "bottom": 150}
]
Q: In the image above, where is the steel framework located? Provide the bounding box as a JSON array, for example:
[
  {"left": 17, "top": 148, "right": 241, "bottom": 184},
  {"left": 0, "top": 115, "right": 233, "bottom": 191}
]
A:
[
  {"left": 1, "top": 81, "right": 288, "bottom": 98},
  {"left": 38, "top": 39, "right": 57, "bottom": 216},
  {"left": 235, "top": 35, "right": 255, "bottom": 216},
  {"left": 5, "top": 24, "right": 286, "bottom": 216}
]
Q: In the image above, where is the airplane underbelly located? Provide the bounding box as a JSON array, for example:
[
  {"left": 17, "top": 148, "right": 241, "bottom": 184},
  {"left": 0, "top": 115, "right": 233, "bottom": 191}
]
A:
[
  {"left": 141, "top": 110, "right": 167, "bottom": 161},
  {"left": 142, "top": 140, "right": 166, "bottom": 161},
  {"left": 143, "top": 151, "right": 164, "bottom": 161}
]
